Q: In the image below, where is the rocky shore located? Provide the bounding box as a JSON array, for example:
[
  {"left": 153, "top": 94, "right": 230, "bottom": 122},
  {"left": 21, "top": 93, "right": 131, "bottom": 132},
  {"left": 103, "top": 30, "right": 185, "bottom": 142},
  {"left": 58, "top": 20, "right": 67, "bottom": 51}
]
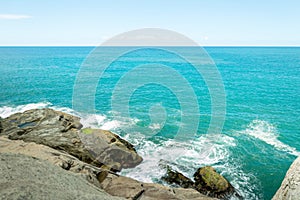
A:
[
  {"left": 0, "top": 108, "right": 297, "bottom": 200},
  {"left": 272, "top": 156, "right": 300, "bottom": 200}
]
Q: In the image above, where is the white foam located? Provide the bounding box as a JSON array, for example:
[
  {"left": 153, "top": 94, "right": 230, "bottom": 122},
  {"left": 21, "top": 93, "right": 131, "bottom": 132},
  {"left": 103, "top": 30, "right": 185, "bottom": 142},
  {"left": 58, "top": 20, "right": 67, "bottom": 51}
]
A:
[
  {"left": 149, "top": 123, "right": 162, "bottom": 131},
  {"left": 0, "top": 102, "right": 51, "bottom": 118},
  {"left": 121, "top": 133, "right": 236, "bottom": 182},
  {"left": 50, "top": 105, "right": 81, "bottom": 117},
  {"left": 100, "top": 120, "right": 121, "bottom": 130},
  {"left": 81, "top": 113, "right": 139, "bottom": 132},
  {"left": 56, "top": 108, "right": 125, "bottom": 131},
  {"left": 120, "top": 132, "right": 260, "bottom": 199},
  {"left": 241, "top": 120, "right": 300, "bottom": 156},
  {"left": 0, "top": 102, "right": 136, "bottom": 132},
  {"left": 79, "top": 114, "right": 107, "bottom": 128}
]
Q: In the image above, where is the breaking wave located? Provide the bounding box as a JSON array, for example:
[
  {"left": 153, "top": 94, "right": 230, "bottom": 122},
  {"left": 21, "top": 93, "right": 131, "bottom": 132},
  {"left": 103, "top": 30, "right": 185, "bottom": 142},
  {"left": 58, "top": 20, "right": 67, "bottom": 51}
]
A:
[{"left": 240, "top": 120, "right": 299, "bottom": 156}]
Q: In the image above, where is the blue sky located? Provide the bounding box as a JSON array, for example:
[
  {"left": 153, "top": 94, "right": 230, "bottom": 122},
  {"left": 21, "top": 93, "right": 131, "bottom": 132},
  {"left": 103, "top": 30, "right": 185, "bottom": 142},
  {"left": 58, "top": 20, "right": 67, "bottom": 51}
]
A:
[{"left": 0, "top": 0, "right": 300, "bottom": 46}]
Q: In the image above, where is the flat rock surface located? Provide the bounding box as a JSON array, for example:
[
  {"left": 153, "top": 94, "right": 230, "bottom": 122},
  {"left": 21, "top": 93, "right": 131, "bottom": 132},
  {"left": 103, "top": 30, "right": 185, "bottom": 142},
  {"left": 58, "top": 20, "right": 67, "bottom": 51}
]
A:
[
  {"left": 0, "top": 153, "right": 122, "bottom": 200},
  {"left": 0, "top": 136, "right": 105, "bottom": 188}
]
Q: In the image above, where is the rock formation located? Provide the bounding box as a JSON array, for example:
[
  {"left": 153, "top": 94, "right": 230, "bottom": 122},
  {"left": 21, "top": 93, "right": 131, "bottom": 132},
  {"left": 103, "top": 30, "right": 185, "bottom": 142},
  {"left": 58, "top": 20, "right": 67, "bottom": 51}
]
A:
[
  {"left": 0, "top": 108, "right": 219, "bottom": 200},
  {"left": 272, "top": 156, "right": 300, "bottom": 200},
  {"left": 0, "top": 108, "right": 142, "bottom": 171},
  {"left": 0, "top": 136, "right": 216, "bottom": 200},
  {"left": 80, "top": 128, "right": 143, "bottom": 171}
]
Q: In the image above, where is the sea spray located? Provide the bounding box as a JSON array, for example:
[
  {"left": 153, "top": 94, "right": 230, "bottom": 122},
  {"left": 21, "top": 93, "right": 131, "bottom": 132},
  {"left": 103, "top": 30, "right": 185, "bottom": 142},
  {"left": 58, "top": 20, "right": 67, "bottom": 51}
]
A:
[{"left": 241, "top": 120, "right": 300, "bottom": 156}]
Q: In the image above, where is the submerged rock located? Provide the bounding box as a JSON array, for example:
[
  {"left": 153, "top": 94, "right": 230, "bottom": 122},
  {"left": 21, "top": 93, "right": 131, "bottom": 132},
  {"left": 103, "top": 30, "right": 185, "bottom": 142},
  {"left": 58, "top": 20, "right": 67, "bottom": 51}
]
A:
[
  {"left": 0, "top": 108, "right": 142, "bottom": 171},
  {"left": 272, "top": 156, "right": 300, "bottom": 200},
  {"left": 193, "top": 166, "right": 236, "bottom": 199},
  {"left": 0, "top": 153, "right": 122, "bottom": 200}
]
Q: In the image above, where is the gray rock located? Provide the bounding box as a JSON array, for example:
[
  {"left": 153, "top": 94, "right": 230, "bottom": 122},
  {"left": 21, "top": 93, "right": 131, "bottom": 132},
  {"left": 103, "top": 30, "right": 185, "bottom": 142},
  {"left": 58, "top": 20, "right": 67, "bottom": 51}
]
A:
[
  {"left": 0, "top": 116, "right": 3, "bottom": 133},
  {"left": 101, "top": 175, "right": 144, "bottom": 199},
  {"left": 1, "top": 109, "right": 91, "bottom": 161},
  {"left": 1, "top": 108, "right": 142, "bottom": 171},
  {"left": 80, "top": 128, "right": 143, "bottom": 171},
  {"left": 0, "top": 136, "right": 108, "bottom": 188},
  {"left": 272, "top": 157, "right": 300, "bottom": 200},
  {"left": 0, "top": 153, "right": 123, "bottom": 200},
  {"left": 174, "top": 188, "right": 219, "bottom": 200},
  {"left": 101, "top": 174, "right": 217, "bottom": 200}
]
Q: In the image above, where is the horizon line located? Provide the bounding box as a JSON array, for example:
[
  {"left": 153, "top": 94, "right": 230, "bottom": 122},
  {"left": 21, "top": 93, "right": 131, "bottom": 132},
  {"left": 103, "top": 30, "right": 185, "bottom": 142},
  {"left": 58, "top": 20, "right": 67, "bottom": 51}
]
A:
[{"left": 1, "top": 45, "right": 300, "bottom": 47}]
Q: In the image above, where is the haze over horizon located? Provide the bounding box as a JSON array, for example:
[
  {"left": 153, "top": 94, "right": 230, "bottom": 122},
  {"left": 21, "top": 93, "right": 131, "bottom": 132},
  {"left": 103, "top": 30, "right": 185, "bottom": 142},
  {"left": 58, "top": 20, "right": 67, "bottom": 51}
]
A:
[{"left": 1, "top": 0, "right": 300, "bottom": 46}]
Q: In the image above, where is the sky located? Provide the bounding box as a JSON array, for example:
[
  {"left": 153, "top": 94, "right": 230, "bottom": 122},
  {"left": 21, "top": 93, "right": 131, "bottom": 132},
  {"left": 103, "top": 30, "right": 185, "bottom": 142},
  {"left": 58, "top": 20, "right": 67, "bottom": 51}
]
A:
[{"left": 0, "top": 0, "right": 300, "bottom": 46}]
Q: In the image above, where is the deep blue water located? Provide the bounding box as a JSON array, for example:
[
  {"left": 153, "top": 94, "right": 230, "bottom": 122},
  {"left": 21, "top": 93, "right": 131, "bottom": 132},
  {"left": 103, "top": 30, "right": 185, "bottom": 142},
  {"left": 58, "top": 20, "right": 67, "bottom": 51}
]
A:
[{"left": 0, "top": 47, "right": 299, "bottom": 200}]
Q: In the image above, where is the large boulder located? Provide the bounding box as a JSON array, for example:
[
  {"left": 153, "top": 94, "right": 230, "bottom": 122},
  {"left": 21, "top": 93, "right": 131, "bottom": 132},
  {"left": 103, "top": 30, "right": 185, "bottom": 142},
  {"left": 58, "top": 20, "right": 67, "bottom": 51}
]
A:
[
  {"left": 0, "top": 108, "right": 90, "bottom": 161},
  {"left": 0, "top": 108, "right": 142, "bottom": 171},
  {"left": 272, "top": 157, "right": 300, "bottom": 200},
  {"left": 0, "top": 153, "right": 122, "bottom": 200},
  {"left": 193, "top": 166, "right": 236, "bottom": 199},
  {"left": 80, "top": 128, "right": 143, "bottom": 171}
]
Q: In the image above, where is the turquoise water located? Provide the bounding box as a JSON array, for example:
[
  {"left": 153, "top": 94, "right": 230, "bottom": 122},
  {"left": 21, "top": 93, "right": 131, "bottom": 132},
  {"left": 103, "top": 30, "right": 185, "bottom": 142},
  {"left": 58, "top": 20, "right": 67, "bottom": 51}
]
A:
[{"left": 0, "top": 47, "right": 299, "bottom": 199}]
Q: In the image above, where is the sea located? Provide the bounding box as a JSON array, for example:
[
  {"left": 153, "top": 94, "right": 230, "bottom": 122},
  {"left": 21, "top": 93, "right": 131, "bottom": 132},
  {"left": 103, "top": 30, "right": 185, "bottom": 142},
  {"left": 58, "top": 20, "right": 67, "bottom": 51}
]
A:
[{"left": 0, "top": 46, "right": 299, "bottom": 200}]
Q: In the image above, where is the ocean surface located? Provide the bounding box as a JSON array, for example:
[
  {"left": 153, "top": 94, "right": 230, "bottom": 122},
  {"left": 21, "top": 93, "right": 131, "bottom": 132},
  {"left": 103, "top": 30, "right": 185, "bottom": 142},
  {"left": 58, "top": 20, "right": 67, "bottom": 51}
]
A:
[{"left": 0, "top": 47, "right": 299, "bottom": 200}]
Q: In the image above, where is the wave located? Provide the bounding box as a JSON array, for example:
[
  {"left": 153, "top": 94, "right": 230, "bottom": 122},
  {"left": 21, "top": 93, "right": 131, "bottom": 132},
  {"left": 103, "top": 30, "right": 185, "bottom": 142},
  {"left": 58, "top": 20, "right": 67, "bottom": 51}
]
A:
[
  {"left": 0, "top": 102, "right": 51, "bottom": 118},
  {"left": 121, "top": 133, "right": 236, "bottom": 180},
  {"left": 121, "top": 132, "right": 259, "bottom": 199},
  {"left": 241, "top": 119, "right": 300, "bottom": 156},
  {"left": 0, "top": 102, "right": 131, "bottom": 131}
]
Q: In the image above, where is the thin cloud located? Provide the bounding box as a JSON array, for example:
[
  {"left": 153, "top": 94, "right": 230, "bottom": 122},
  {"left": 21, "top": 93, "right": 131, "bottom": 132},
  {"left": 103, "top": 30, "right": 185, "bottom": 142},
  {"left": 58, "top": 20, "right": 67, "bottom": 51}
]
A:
[{"left": 0, "top": 14, "right": 32, "bottom": 20}]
